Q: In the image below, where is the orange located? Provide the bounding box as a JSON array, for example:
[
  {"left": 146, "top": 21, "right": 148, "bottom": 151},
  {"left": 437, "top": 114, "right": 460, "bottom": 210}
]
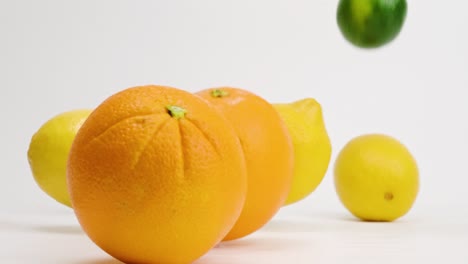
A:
[
  {"left": 196, "top": 87, "right": 294, "bottom": 241},
  {"left": 67, "top": 85, "right": 247, "bottom": 264}
]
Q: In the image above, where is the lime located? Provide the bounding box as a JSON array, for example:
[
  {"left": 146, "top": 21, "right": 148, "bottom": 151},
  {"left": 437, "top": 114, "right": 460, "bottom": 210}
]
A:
[{"left": 337, "top": 0, "right": 407, "bottom": 48}]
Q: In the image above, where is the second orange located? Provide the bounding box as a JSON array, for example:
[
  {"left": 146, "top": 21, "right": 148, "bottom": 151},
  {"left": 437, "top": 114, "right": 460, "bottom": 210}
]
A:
[{"left": 196, "top": 87, "right": 294, "bottom": 241}]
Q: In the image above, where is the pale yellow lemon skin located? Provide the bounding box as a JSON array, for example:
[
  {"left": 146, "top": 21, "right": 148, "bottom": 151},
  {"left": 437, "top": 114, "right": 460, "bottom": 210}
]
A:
[
  {"left": 273, "top": 98, "right": 332, "bottom": 205},
  {"left": 27, "top": 109, "right": 92, "bottom": 207},
  {"left": 334, "top": 134, "right": 419, "bottom": 221}
]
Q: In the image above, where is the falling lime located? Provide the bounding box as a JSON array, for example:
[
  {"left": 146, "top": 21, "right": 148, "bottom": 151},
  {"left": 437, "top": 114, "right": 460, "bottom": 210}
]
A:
[{"left": 337, "top": 0, "right": 407, "bottom": 48}]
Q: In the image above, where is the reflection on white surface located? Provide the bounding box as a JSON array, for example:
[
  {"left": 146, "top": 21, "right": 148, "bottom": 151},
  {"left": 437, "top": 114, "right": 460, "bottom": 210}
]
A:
[{"left": 1, "top": 207, "right": 467, "bottom": 264}]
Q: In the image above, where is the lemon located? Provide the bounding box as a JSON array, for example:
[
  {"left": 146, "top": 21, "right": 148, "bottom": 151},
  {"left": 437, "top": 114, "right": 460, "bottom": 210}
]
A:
[
  {"left": 334, "top": 134, "right": 419, "bottom": 221},
  {"left": 27, "top": 109, "right": 92, "bottom": 207},
  {"left": 273, "top": 98, "right": 332, "bottom": 205},
  {"left": 337, "top": 0, "right": 407, "bottom": 48}
]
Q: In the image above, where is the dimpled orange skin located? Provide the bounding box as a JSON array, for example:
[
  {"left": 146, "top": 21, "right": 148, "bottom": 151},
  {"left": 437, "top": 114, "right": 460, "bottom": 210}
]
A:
[
  {"left": 196, "top": 87, "right": 294, "bottom": 241},
  {"left": 67, "top": 85, "right": 247, "bottom": 264}
]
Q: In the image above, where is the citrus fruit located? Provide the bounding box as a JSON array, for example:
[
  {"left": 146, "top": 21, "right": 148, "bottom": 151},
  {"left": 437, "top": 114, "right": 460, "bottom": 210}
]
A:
[
  {"left": 27, "top": 109, "right": 92, "bottom": 207},
  {"left": 196, "top": 87, "right": 294, "bottom": 241},
  {"left": 334, "top": 134, "right": 419, "bottom": 221},
  {"left": 67, "top": 85, "right": 247, "bottom": 264},
  {"left": 273, "top": 98, "right": 332, "bottom": 205},
  {"left": 337, "top": 0, "right": 407, "bottom": 48}
]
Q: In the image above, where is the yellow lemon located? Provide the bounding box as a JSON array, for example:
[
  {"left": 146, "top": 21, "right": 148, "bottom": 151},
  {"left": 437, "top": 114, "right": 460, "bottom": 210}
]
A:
[
  {"left": 27, "top": 109, "right": 92, "bottom": 207},
  {"left": 334, "top": 134, "right": 419, "bottom": 221},
  {"left": 273, "top": 98, "right": 332, "bottom": 205}
]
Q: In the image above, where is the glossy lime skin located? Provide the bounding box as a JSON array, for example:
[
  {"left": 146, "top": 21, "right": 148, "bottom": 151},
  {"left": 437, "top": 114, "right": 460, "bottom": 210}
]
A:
[{"left": 337, "top": 0, "right": 407, "bottom": 48}]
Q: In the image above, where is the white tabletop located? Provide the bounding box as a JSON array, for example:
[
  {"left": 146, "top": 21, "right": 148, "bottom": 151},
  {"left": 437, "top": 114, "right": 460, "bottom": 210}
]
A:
[{"left": 2, "top": 202, "right": 467, "bottom": 264}]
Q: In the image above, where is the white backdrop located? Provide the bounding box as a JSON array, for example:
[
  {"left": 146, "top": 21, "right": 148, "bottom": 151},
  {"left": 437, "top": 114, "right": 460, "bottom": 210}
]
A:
[{"left": 1, "top": 0, "right": 467, "bottom": 263}]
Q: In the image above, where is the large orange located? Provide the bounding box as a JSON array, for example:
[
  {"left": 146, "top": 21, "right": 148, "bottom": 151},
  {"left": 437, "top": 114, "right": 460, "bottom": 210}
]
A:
[
  {"left": 67, "top": 85, "right": 247, "bottom": 264},
  {"left": 196, "top": 87, "right": 294, "bottom": 241}
]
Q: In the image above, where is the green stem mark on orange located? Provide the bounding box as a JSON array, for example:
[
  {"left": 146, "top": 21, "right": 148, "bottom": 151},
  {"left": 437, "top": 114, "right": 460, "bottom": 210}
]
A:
[
  {"left": 166, "top": 105, "right": 187, "bottom": 120},
  {"left": 211, "top": 89, "right": 229, "bottom": 98}
]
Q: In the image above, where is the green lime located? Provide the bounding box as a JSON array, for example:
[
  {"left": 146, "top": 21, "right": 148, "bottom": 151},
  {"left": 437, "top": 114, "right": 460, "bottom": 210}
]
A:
[{"left": 337, "top": 0, "right": 407, "bottom": 48}]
